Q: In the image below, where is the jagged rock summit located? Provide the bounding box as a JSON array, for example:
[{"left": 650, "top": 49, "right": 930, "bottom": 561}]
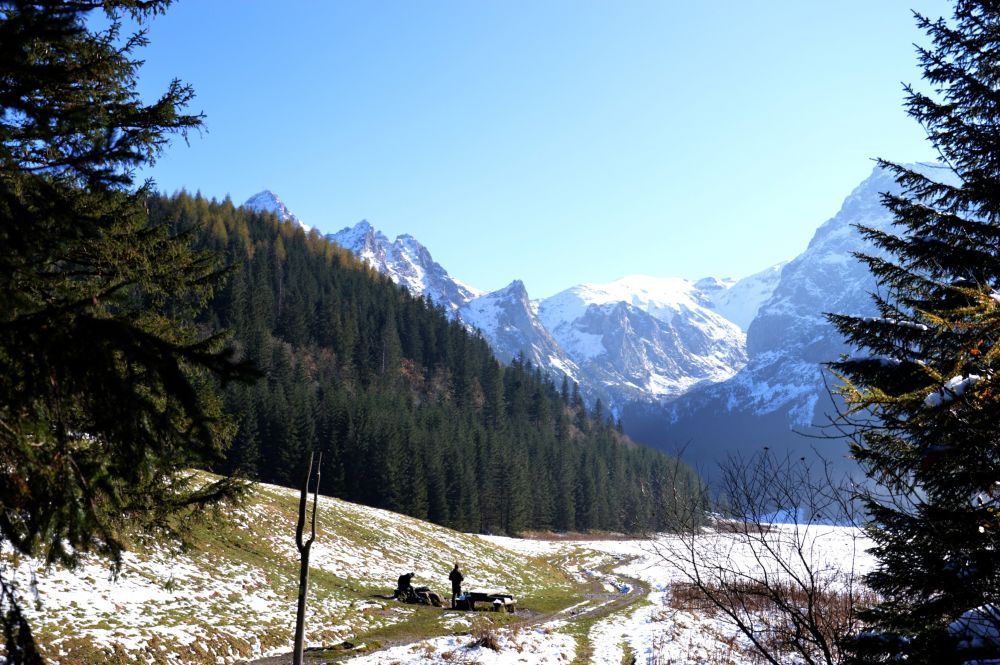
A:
[
  {"left": 243, "top": 190, "right": 309, "bottom": 231},
  {"left": 459, "top": 280, "right": 581, "bottom": 380},
  {"left": 327, "top": 221, "right": 481, "bottom": 315}
]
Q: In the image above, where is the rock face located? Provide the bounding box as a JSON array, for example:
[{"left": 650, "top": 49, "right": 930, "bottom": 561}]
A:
[
  {"left": 537, "top": 276, "right": 750, "bottom": 404},
  {"left": 625, "top": 163, "right": 954, "bottom": 472},
  {"left": 459, "top": 280, "right": 581, "bottom": 380},
  {"left": 244, "top": 190, "right": 309, "bottom": 231},
  {"left": 326, "top": 221, "right": 481, "bottom": 316}
]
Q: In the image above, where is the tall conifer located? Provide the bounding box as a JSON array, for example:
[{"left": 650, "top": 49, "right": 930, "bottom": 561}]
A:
[
  {"left": 830, "top": 2, "right": 1000, "bottom": 661},
  {"left": 0, "top": 3, "right": 255, "bottom": 657}
]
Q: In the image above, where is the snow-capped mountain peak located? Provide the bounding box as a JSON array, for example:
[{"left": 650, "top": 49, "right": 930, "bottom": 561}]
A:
[
  {"left": 537, "top": 276, "right": 750, "bottom": 402},
  {"left": 630, "top": 162, "right": 957, "bottom": 471},
  {"left": 540, "top": 275, "right": 713, "bottom": 332},
  {"left": 706, "top": 263, "right": 787, "bottom": 331},
  {"left": 328, "top": 220, "right": 389, "bottom": 254},
  {"left": 327, "top": 220, "right": 481, "bottom": 314},
  {"left": 494, "top": 279, "right": 528, "bottom": 299},
  {"left": 243, "top": 190, "right": 310, "bottom": 231},
  {"left": 459, "top": 280, "right": 581, "bottom": 380}
]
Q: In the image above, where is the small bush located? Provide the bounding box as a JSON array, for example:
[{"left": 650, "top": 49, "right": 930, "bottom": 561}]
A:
[
  {"left": 468, "top": 623, "right": 501, "bottom": 652},
  {"left": 666, "top": 577, "right": 880, "bottom": 664}
]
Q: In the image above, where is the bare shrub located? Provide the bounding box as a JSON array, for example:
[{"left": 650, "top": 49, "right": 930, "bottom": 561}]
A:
[
  {"left": 467, "top": 622, "right": 501, "bottom": 652},
  {"left": 656, "top": 451, "right": 872, "bottom": 665},
  {"left": 667, "top": 582, "right": 720, "bottom": 614}
]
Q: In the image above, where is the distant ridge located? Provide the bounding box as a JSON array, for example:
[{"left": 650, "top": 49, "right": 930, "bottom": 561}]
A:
[{"left": 242, "top": 194, "right": 784, "bottom": 411}]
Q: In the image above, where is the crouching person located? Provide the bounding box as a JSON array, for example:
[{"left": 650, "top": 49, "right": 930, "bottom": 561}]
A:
[{"left": 393, "top": 572, "right": 415, "bottom": 600}]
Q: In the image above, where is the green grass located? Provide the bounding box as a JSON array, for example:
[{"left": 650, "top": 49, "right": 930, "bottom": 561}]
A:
[
  {"left": 5, "top": 475, "right": 592, "bottom": 664},
  {"left": 620, "top": 642, "right": 637, "bottom": 665}
]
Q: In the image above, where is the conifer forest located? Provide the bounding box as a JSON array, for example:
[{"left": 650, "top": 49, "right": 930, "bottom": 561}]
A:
[{"left": 152, "top": 192, "right": 700, "bottom": 535}]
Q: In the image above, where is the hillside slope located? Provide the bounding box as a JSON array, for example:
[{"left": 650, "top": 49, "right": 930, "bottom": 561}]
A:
[
  {"left": 4, "top": 476, "right": 578, "bottom": 664},
  {"left": 4, "top": 475, "right": 873, "bottom": 665}
]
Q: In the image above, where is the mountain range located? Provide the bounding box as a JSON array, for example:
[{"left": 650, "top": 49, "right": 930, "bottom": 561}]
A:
[
  {"left": 244, "top": 163, "right": 943, "bottom": 467},
  {"left": 247, "top": 189, "right": 780, "bottom": 410}
]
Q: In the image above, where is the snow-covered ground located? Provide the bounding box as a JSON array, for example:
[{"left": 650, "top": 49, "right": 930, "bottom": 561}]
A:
[
  {"left": 2, "top": 480, "right": 874, "bottom": 664},
  {"left": 0, "top": 481, "right": 571, "bottom": 664},
  {"left": 579, "top": 526, "right": 874, "bottom": 665},
  {"left": 345, "top": 525, "right": 875, "bottom": 665}
]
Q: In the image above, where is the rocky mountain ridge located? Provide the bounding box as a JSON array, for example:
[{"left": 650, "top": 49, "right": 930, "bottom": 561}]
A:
[
  {"left": 244, "top": 160, "right": 938, "bottom": 433},
  {"left": 243, "top": 189, "right": 310, "bottom": 232},
  {"left": 623, "top": 162, "right": 955, "bottom": 470},
  {"left": 327, "top": 220, "right": 482, "bottom": 315},
  {"left": 243, "top": 190, "right": 781, "bottom": 410},
  {"left": 537, "top": 276, "right": 751, "bottom": 403}
]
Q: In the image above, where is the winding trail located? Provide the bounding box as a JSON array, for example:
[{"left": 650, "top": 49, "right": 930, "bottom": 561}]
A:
[{"left": 247, "top": 551, "right": 649, "bottom": 664}]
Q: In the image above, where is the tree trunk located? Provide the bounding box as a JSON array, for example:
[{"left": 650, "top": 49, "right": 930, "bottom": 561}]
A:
[{"left": 293, "top": 451, "right": 321, "bottom": 665}]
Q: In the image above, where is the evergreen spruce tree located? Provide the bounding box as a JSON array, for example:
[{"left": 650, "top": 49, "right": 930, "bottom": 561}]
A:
[
  {"left": 0, "top": 2, "right": 251, "bottom": 641},
  {"left": 829, "top": 2, "right": 1000, "bottom": 661}
]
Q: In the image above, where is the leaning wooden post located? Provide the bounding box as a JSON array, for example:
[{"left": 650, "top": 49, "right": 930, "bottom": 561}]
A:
[{"left": 293, "top": 451, "right": 322, "bottom": 665}]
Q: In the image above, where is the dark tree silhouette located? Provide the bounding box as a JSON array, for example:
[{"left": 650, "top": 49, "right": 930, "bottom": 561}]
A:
[{"left": 830, "top": 2, "right": 1000, "bottom": 661}]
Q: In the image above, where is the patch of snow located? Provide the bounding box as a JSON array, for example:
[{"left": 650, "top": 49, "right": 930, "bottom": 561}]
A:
[
  {"left": 949, "top": 605, "right": 1000, "bottom": 654},
  {"left": 844, "top": 356, "right": 903, "bottom": 367},
  {"left": 862, "top": 316, "right": 930, "bottom": 332},
  {"left": 924, "top": 374, "right": 982, "bottom": 407},
  {"left": 708, "top": 262, "right": 786, "bottom": 331}
]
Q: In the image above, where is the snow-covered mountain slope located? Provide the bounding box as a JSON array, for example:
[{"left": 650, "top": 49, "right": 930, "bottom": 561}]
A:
[
  {"left": 459, "top": 280, "right": 581, "bottom": 379},
  {"left": 538, "top": 276, "right": 749, "bottom": 402},
  {"left": 626, "top": 163, "right": 955, "bottom": 470},
  {"left": 244, "top": 190, "right": 310, "bottom": 232},
  {"left": 327, "top": 221, "right": 482, "bottom": 315},
  {"left": 700, "top": 263, "right": 786, "bottom": 331}
]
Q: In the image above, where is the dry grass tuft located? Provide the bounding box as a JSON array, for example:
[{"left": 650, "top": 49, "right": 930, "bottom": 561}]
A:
[{"left": 467, "top": 622, "right": 501, "bottom": 651}]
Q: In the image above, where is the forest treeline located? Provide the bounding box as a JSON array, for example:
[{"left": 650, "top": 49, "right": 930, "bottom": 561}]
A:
[{"left": 149, "top": 192, "right": 701, "bottom": 535}]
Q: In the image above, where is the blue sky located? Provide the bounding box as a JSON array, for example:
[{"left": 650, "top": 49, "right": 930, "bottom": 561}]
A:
[{"left": 135, "top": 1, "right": 949, "bottom": 299}]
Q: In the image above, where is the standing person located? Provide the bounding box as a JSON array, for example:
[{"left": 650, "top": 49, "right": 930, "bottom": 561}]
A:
[{"left": 449, "top": 562, "right": 464, "bottom": 609}]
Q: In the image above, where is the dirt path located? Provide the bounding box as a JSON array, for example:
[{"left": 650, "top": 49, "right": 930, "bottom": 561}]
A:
[{"left": 246, "top": 554, "right": 648, "bottom": 664}]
